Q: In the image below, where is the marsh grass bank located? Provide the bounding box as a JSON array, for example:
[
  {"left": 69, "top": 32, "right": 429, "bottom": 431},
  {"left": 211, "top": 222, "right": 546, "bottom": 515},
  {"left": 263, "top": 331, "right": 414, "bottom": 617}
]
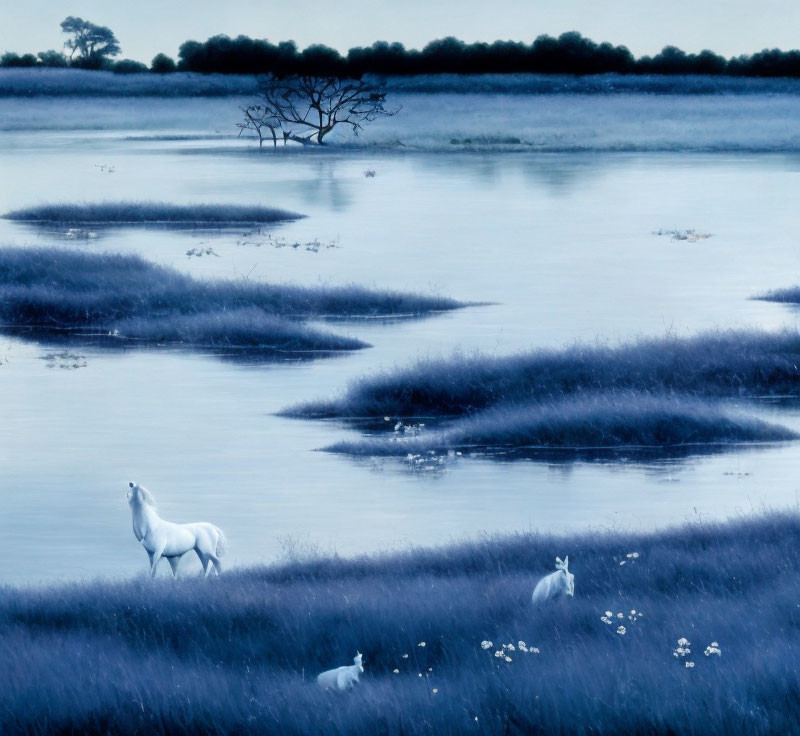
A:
[
  {"left": 0, "top": 248, "right": 465, "bottom": 355},
  {"left": 284, "top": 330, "right": 800, "bottom": 418},
  {"left": 323, "top": 392, "right": 798, "bottom": 457},
  {"left": 3, "top": 202, "right": 304, "bottom": 226},
  {"left": 3, "top": 513, "right": 800, "bottom": 734}
]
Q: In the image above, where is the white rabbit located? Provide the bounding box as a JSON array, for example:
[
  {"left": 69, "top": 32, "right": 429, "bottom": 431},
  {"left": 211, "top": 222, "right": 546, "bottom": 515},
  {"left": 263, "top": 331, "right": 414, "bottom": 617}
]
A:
[
  {"left": 317, "top": 652, "right": 364, "bottom": 691},
  {"left": 532, "top": 556, "right": 575, "bottom": 604}
]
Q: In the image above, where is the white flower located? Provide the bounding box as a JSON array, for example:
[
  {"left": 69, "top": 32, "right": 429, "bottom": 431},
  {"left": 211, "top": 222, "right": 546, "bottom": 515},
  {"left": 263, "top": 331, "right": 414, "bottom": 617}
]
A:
[
  {"left": 480, "top": 640, "right": 493, "bottom": 649},
  {"left": 432, "top": 688, "right": 438, "bottom": 694},
  {"left": 428, "top": 667, "right": 433, "bottom": 672},
  {"left": 704, "top": 646, "right": 722, "bottom": 657},
  {"left": 685, "top": 661, "right": 695, "bottom": 668},
  {"left": 617, "top": 613, "right": 624, "bottom": 619},
  {"left": 494, "top": 651, "right": 503, "bottom": 658},
  {"left": 710, "top": 641, "right": 719, "bottom": 647},
  {"left": 418, "top": 642, "right": 426, "bottom": 647},
  {"left": 619, "top": 560, "right": 626, "bottom": 566},
  {"left": 393, "top": 669, "right": 400, "bottom": 674},
  {"left": 402, "top": 654, "right": 409, "bottom": 659},
  {"left": 474, "top": 717, "right": 479, "bottom": 722},
  {"left": 605, "top": 611, "right": 613, "bottom": 617},
  {"left": 506, "top": 644, "right": 515, "bottom": 651},
  {"left": 531, "top": 647, "right": 540, "bottom": 654},
  {"left": 617, "top": 626, "right": 626, "bottom": 635},
  {"left": 630, "top": 609, "right": 636, "bottom": 615},
  {"left": 504, "top": 656, "right": 512, "bottom": 662},
  {"left": 677, "top": 638, "right": 690, "bottom": 647},
  {"left": 418, "top": 673, "right": 423, "bottom": 677},
  {"left": 517, "top": 641, "right": 526, "bottom": 649},
  {"left": 626, "top": 552, "right": 639, "bottom": 559}
]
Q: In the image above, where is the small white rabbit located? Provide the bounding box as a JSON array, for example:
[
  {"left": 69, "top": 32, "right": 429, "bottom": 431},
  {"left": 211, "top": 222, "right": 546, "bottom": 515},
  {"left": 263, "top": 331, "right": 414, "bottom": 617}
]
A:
[
  {"left": 532, "top": 556, "right": 575, "bottom": 604},
  {"left": 317, "top": 652, "right": 364, "bottom": 691}
]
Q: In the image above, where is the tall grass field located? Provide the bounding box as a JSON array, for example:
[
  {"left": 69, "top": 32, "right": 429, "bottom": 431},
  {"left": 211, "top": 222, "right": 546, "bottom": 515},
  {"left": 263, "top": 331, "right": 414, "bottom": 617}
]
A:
[{"left": 2, "top": 513, "right": 800, "bottom": 734}]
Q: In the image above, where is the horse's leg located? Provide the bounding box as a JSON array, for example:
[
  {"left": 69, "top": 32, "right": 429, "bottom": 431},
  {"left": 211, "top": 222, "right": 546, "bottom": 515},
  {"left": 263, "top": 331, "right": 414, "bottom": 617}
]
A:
[
  {"left": 195, "top": 548, "right": 210, "bottom": 577},
  {"left": 150, "top": 543, "right": 166, "bottom": 578},
  {"left": 209, "top": 553, "right": 222, "bottom": 576},
  {"left": 167, "top": 556, "right": 181, "bottom": 579}
]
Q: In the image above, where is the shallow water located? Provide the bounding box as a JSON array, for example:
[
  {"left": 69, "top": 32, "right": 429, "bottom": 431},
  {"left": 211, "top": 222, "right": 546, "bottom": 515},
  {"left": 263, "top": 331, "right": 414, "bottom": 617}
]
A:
[{"left": 2, "top": 96, "right": 800, "bottom": 585}]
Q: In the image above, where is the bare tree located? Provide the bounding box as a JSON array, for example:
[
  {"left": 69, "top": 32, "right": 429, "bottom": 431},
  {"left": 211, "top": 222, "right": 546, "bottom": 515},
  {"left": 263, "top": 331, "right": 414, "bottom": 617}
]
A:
[
  {"left": 237, "top": 105, "right": 282, "bottom": 148},
  {"left": 239, "top": 75, "right": 398, "bottom": 146}
]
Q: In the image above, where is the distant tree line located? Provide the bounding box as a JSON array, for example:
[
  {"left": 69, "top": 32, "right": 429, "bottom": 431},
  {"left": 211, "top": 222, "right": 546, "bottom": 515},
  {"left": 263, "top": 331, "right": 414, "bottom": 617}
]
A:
[{"left": 4, "top": 28, "right": 800, "bottom": 78}]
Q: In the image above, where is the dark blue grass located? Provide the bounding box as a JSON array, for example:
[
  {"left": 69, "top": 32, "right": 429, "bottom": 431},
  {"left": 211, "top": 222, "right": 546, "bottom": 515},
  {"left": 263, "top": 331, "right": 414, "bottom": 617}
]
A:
[
  {"left": 115, "top": 309, "right": 367, "bottom": 352},
  {"left": 3, "top": 201, "right": 303, "bottom": 226},
  {"left": 756, "top": 285, "right": 800, "bottom": 304},
  {"left": 323, "top": 392, "right": 798, "bottom": 457},
  {"left": 0, "top": 248, "right": 464, "bottom": 354},
  {"left": 3, "top": 513, "right": 800, "bottom": 734},
  {"left": 282, "top": 329, "right": 800, "bottom": 418}
]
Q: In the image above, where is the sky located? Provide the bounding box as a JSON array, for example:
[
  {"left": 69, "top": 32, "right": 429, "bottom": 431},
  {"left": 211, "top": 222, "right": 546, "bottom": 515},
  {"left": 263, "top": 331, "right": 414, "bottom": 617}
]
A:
[{"left": 2, "top": 0, "right": 799, "bottom": 63}]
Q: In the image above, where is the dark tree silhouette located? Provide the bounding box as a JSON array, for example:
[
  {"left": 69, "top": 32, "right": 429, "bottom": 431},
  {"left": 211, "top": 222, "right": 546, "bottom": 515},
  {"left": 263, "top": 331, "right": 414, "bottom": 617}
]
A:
[
  {"left": 60, "top": 16, "right": 121, "bottom": 67},
  {"left": 239, "top": 75, "right": 398, "bottom": 146},
  {"left": 150, "top": 53, "right": 177, "bottom": 73}
]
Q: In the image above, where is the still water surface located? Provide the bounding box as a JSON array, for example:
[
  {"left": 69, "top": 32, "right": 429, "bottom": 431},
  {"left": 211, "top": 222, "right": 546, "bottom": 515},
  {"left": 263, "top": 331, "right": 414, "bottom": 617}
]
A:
[{"left": 2, "top": 100, "right": 800, "bottom": 584}]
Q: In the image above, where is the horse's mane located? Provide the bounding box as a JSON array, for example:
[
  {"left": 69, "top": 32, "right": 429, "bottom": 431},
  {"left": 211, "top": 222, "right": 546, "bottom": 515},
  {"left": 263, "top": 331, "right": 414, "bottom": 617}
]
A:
[{"left": 137, "top": 485, "right": 157, "bottom": 508}]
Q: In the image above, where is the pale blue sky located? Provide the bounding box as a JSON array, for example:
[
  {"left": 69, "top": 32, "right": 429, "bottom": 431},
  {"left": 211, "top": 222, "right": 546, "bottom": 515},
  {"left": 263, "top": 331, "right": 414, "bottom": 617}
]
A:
[{"left": 2, "top": 0, "right": 798, "bottom": 63}]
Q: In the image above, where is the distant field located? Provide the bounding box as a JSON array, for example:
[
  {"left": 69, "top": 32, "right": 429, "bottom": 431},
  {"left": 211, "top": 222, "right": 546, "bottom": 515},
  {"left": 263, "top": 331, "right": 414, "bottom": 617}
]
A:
[
  {"left": 3, "top": 512, "right": 800, "bottom": 734},
  {"left": 3, "top": 68, "right": 800, "bottom": 97}
]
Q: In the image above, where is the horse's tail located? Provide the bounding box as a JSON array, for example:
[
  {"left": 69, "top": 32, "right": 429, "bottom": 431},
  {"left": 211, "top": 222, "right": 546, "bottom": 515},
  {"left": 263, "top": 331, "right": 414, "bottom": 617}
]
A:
[{"left": 214, "top": 526, "right": 228, "bottom": 558}]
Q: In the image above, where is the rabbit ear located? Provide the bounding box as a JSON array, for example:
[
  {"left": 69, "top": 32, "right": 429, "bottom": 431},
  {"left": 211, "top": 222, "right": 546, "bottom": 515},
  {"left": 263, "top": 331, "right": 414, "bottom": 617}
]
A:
[
  {"left": 555, "top": 556, "right": 563, "bottom": 565},
  {"left": 564, "top": 556, "right": 569, "bottom": 569}
]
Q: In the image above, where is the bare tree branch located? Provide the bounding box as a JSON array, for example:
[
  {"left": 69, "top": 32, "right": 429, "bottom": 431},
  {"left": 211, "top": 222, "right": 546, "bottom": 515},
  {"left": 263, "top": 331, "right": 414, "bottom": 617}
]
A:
[{"left": 239, "top": 75, "right": 400, "bottom": 146}]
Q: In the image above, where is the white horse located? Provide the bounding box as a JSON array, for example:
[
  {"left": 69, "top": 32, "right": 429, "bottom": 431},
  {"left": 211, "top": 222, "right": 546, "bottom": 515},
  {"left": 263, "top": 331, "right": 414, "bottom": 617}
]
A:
[
  {"left": 127, "top": 481, "right": 227, "bottom": 578},
  {"left": 532, "top": 556, "right": 574, "bottom": 604},
  {"left": 317, "top": 652, "right": 364, "bottom": 691}
]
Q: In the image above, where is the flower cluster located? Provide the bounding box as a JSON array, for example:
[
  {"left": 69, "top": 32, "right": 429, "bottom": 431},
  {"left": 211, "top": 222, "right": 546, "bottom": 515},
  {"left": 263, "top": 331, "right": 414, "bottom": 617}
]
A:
[
  {"left": 673, "top": 637, "right": 693, "bottom": 667},
  {"left": 619, "top": 552, "right": 640, "bottom": 566},
  {"left": 704, "top": 641, "right": 722, "bottom": 657},
  {"left": 484, "top": 640, "right": 539, "bottom": 661},
  {"left": 601, "top": 609, "right": 643, "bottom": 632}
]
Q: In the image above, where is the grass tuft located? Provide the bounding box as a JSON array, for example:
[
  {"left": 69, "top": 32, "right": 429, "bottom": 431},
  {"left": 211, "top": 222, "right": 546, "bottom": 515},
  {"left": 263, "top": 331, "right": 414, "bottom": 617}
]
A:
[
  {"left": 3, "top": 202, "right": 304, "bottom": 226},
  {"left": 283, "top": 330, "right": 800, "bottom": 418},
  {"left": 324, "top": 392, "right": 797, "bottom": 456},
  {"left": 0, "top": 248, "right": 464, "bottom": 355}
]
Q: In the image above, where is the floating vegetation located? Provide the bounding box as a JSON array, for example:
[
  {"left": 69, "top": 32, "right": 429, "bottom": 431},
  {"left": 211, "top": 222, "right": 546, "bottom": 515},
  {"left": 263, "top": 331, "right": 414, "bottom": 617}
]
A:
[
  {"left": 2, "top": 202, "right": 304, "bottom": 226},
  {"left": 235, "top": 229, "right": 341, "bottom": 253},
  {"left": 653, "top": 228, "right": 713, "bottom": 242},
  {"left": 41, "top": 351, "right": 87, "bottom": 370},
  {"left": 185, "top": 247, "right": 220, "bottom": 258},
  {"left": 63, "top": 228, "right": 99, "bottom": 240},
  {"left": 93, "top": 164, "right": 115, "bottom": 174},
  {"left": 363, "top": 170, "right": 376, "bottom": 178}
]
